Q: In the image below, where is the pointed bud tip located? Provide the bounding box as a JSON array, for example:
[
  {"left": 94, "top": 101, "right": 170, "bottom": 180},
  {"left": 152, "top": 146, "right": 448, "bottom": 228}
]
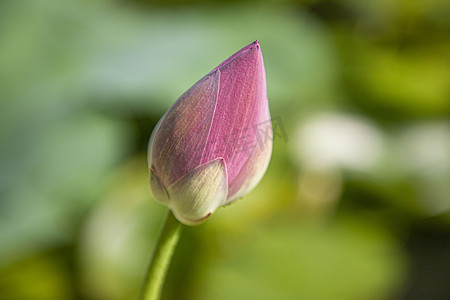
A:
[
  {"left": 245, "top": 40, "right": 261, "bottom": 51},
  {"left": 214, "top": 40, "right": 262, "bottom": 71}
]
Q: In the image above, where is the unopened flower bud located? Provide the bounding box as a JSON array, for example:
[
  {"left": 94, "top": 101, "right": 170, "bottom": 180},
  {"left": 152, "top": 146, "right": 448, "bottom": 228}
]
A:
[{"left": 148, "top": 41, "right": 272, "bottom": 225}]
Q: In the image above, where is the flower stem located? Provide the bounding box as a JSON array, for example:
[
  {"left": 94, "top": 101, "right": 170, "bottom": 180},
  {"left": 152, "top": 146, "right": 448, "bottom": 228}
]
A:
[{"left": 140, "top": 209, "right": 182, "bottom": 300}]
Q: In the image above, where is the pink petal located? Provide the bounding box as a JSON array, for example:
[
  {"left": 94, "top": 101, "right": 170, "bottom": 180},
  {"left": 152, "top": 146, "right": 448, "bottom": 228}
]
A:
[
  {"left": 226, "top": 104, "right": 272, "bottom": 202},
  {"left": 201, "top": 41, "right": 269, "bottom": 187},
  {"left": 149, "top": 71, "right": 220, "bottom": 186}
]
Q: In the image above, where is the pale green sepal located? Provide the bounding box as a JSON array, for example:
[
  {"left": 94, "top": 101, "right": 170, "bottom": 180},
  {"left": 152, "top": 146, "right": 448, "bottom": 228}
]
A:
[
  {"left": 167, "top": 158, "right": 228, "bottom": 226},
  {"left": 149, "top": 167, "right": 169, "bottom": 205}
]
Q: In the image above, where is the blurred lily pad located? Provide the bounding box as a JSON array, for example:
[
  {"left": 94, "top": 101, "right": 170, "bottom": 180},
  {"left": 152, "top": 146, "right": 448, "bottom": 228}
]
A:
[{"left": 194, "top": 216, "right": 406, "bottom": 300}]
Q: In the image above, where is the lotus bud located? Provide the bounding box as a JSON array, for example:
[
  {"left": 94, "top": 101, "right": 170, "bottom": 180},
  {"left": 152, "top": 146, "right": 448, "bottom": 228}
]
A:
[{"left": 148, "top": 41, "right": 272, "bottom": 225}]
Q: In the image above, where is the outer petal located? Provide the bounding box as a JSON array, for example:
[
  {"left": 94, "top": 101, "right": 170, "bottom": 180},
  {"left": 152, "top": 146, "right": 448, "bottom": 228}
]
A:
[
  {"left": 147, "top": 116, "right": 162, "bottom": 168},
  {"left": 167, "top": 158, "right": 228, "bottom": 225},
  {"left": 150, "top": 70, "right": 220, "bottom": 187},
  {"left": 200, "top": 41, "right": 269, "bottom": 187},
  {"left": 149, "top": 167, "right": 169, "bottom": 205},
  {"left": 226, "top": 113, "right": 272, "bottom": 203}
]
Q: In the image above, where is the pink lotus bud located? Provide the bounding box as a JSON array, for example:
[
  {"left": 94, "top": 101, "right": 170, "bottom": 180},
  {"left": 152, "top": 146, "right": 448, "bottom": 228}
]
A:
[{"left": 148, "top": 41, "right": 272, "bottom": 225}]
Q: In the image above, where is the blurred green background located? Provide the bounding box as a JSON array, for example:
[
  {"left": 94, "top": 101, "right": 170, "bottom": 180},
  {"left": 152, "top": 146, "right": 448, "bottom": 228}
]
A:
[{"left": 1, "top": 0, "right": 449, "bottom": 299}]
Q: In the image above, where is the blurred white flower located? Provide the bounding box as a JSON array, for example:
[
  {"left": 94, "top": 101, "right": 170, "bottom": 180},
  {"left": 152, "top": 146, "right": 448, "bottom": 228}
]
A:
[{"left": 294, "top": 113, "right": 385, "bottom": 172}]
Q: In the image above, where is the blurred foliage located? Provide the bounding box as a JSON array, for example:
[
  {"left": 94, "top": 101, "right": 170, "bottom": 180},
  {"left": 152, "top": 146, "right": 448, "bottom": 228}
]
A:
[{"left": 0, "top": 0, "right": 449, "bottom": 299}]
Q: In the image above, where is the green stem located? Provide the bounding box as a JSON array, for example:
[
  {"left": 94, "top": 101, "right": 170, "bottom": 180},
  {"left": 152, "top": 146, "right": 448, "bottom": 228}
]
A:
[{"left": 140, "top": 209, "right": 182, "bottom": 300}]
